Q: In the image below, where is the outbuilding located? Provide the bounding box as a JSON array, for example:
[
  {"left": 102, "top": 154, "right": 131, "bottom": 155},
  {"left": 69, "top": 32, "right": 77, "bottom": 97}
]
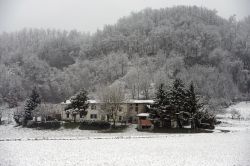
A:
[{"left": 136, "top": 113, "right": 154, "bottom": 131}]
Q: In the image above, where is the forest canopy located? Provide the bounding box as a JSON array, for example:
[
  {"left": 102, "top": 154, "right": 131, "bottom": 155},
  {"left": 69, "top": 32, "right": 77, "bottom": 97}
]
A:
[{"left": 0, "top": 6, "right": 250, "bottom": 108}]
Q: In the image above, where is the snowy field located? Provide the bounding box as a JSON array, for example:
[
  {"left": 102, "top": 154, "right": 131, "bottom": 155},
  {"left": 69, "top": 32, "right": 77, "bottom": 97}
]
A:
[
  {"left": 0, "top": 132, "right": 249, "bottom": 166},
  {"left": 0, "top": 102, "right": 250, "bottom": 166}
]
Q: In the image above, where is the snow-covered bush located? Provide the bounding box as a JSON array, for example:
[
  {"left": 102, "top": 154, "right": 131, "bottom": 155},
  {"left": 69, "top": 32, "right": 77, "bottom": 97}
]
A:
[
  {"left": 195, "top": 110, "right": 216, "bottom": 129},
  {"left": 230, "top": 109, "right": 241, "bottom": 119},
  {"left": 13, "top": 110, "right": 24, "bottom": 125}
]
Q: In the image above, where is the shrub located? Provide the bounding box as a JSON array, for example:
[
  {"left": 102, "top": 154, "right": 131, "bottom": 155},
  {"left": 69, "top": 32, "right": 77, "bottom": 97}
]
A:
[
  {"left": 41, "top": 121, "right": 61, "bottom": 129},
  {"left": 199, "top": 123, "right": 215, "bottom": 129},
  {"left": 79, "top": 120, "right": 110, "bottom": 130},
  {"left": 230, "top": 109, "right": 241, "bottom": 119},
  {"left": 100, "top": 125, "right": 129, "bottom": 133},
  {"left": 26, "top": 120, "right": 61, "bottom": 129},
  {"left": 0, "top": 119, "right": 9, "bottom": 125},
  {"left": 13, "top": 113, "right": 23, "bottom": 125},
  {"left": 26, "top": 120, "right": 37, "bottom": 128},
  {"left": 63, "top": 122, "right": 80, "bottom": 129}
]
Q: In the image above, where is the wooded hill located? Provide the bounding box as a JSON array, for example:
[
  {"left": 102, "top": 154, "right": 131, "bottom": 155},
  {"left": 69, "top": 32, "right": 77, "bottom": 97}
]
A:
[{"left": 0, "top": 6, "right": 250, "bottom": 108}]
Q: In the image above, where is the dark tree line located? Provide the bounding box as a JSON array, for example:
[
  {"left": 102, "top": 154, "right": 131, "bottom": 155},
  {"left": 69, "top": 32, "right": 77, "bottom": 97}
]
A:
[{"left": 150, "top": 79, "right": 212, "bottom": 129}]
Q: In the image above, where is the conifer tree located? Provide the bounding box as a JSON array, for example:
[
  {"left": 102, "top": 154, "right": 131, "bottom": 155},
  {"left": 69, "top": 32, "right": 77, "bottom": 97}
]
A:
[
  {"left": 65, "top": 89, "right": 89, "bottom": 122},
  {"left": 24, "top": 87, "right": 41, "bottom": 122},
  {"left": 169, "top": 79, "right": 187, "bottom": 128},
  {"left": 152, "top": 84, "right": 166, "bottom": 109},
  {"left": 170, "top": 79, "right": 186, "bottom": 112},
  {"left": 186, "top": 82, "right": 204, "bottom": 128},
  {"left": 150, "top": 83, "right": 172, "bottom": 127},
  {"left": 151, "top": 84, "right": 166, "bottom": 118}
]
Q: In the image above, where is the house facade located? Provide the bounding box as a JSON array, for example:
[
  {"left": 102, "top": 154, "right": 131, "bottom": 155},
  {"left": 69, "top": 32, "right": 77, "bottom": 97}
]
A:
[{"left": 60, "top": 99, "right": 154, "bottom": 123}]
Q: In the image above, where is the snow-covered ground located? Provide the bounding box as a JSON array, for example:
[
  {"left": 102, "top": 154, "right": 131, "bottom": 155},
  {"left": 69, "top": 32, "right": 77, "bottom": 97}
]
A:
[
  {"left": 0, "top": 102, "right": 250, "bottom": 166},
  {"left": 1, "top": 132, "right": 249, "bottom": 166}
]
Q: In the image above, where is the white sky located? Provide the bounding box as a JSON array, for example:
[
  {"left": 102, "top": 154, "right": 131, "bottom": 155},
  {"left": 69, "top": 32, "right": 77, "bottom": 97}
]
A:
[{"left": 0, "top": 0, "right": 249, "bottom": 33}]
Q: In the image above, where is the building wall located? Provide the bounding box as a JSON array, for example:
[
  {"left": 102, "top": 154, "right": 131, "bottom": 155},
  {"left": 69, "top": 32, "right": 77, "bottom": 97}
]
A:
[
  {"left": 126, "top": 103, "right": 146, "bottom": 123},
  {"left": 61, "top": 102, "right": 149, "bottom": 123}
]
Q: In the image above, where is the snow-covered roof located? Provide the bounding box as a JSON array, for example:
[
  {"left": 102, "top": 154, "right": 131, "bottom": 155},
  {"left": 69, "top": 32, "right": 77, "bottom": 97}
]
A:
[
  {"left": 61, "top": 99, "right": 98, "bottom": 104},
  {"left": 61, "top": 100, "right": 71, "bottom": 104},
  {"left": 127, "top": 100, "right": 154, "bottom": 104},
  {"left": 88, "top": 100, "right": 98, "bottom": 104},
  {"left": 61, "top": 99, "right": 154, "bottom": 104},
  {"left": 137, "top": 113, "right": 150, "bottom": 117}
]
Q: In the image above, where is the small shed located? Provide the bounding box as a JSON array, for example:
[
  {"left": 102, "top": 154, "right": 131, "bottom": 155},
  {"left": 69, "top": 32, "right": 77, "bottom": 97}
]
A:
[{"left": 136, "top": 113, "right": 154, "bottom": 131}]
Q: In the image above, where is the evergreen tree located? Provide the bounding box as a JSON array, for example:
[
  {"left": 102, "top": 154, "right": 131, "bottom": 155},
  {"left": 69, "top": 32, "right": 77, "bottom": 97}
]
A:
[
  {"left": 151, "top": 84, "right": 166, "bottom": 119},
  {"left": 169, "top": 79, "right": 187, "bottom": 128},
  {"left": 170, "top": 79, "right": 187, "bottom": 112},
  {"left": 186, "top": 83, "right": 203, "bottom": 114},
  {"left": 65, "top": 89, "right": 89, "bottom": 122},
  {"left": 152, "top": 84, "right": 166, "bottom": 110},
  {"left": 186, "top": 82, "right": 204, "bottom": 128},
  {"left": 150, "top": 84, "right": 171, "bottom": 127},
  {"left": 24, "top": 87, "right": 41, "bottom": 122}
]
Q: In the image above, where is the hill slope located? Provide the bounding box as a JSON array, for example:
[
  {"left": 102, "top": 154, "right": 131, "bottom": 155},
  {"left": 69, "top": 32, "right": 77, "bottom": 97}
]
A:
[{"left": 0, "top": 6, "right": 250, "bottom": 107}]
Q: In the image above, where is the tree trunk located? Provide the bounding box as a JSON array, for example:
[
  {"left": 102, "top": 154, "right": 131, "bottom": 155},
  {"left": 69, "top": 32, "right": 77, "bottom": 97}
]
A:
[
  {"left": 191, "top": 118, "right": 196, "bottom": 129},
  {"left": 177, "top": 116, "right": 183, "bottom": 129},
  {"left": 112, "top": 118, "right": 116, "bottom": 127},
  {"left": 195, "top": 119, "right": 200, "bottom": 128}
]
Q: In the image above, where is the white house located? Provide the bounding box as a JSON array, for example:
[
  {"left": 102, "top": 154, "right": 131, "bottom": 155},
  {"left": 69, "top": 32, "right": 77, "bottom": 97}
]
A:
[{"left": 60, "top": 99, "right": 154, "bottom": 123}]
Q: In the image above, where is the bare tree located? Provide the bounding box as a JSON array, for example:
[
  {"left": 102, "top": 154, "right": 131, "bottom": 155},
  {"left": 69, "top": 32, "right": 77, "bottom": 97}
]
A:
[
  {"left": 140, "top": 72, "right": 151, "bottom": 99},
  {"left": 98, "top": 83, "right": 125, "bottom": 127},
  {"left": 125, "top": 68, "right": 137, "bottom": 99}
]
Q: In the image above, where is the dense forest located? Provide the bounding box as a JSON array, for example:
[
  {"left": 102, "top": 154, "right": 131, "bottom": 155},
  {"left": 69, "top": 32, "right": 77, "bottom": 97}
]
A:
[{"left": 0, "top": 6, "right": 250, "bottom": 109}]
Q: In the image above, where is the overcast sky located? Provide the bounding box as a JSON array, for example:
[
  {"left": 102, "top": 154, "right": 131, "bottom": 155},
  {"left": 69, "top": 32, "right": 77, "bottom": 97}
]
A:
[{"left": 0, "top": 0, "right": 249, "bottom": 33}]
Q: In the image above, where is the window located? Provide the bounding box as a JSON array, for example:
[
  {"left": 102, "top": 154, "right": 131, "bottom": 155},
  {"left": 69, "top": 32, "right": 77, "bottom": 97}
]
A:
[
  {"left": 135, "top": 104, "right": 139, "bottom": 112},
  {"left": 90, "top": 114, "right": 97, "bottom": 119},
  {"left": 119, "top": 116, "right": 122, "bottom": 121},
  {"left": 135, "top": 107, "right": 139, "bottom": 112},
  {"left": 119, "top": 107, "right": 122, "bottom": 112},
  {"left": 66, "top": 112, "right": 70, "bottom": 118},
  {"left": 129, "top": 104, "right": 133, "bottom": 111},
  {"left": 101, "top": 115, "right": 105, "bottom": 121},
  {"left": 91, "top": 104, "right": 95, "bottom": 110}
]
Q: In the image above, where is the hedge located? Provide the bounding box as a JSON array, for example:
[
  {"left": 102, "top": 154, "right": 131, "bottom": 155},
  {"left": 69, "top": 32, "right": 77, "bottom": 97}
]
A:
[
  {"left": 26, "top": 120, "right": 61, "bottom": 129},
  {"left": 79, "top": 120, "right": 111, "bottom": 130}
]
